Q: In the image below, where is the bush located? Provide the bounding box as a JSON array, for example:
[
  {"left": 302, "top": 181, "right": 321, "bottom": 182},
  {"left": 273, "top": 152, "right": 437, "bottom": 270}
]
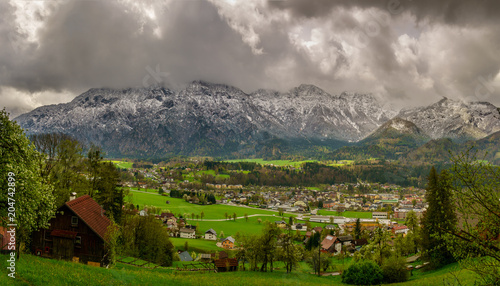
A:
[
  {"left": 342, "top": 260, "right": 383, "bottom": 285},
  {"left": 382, "top": 255, "right": 409, "bottom": 283}
]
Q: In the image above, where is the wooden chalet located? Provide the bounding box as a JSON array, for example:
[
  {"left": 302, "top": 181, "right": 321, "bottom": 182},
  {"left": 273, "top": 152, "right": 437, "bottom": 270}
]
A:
[{"left": 32, "top": 195, "right": 111, "bottom": 267}]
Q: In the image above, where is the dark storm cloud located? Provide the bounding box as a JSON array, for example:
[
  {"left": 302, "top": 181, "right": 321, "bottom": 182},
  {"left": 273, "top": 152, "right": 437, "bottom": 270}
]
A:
[
  {"left": 267, "top": 0, "right": 500, "bottom": 25},
  {"left": 0, "top": 0, "right": 290, "bottom": 95},
  {"left": 1, "top": 0, "right": 500, "bottom": 117}
]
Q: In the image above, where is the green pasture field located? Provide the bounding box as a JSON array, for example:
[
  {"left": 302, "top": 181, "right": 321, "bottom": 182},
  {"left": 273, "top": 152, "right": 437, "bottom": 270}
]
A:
[
  {"left": 170, "top": 237, "right": 221, "bottom": 253},
  {"left": 183, "top": 170, "right": 230, "bottom": 182},
  {"left": 0, "top": 254, "right": 480, "bottom": 286},
  {"left": 317, "top": 210, "right": 373, "bottom": 219},
  {"left": 109, "top": 160, "right": 134, "bottom": 169},
  {"left": 127, "top": 190, "right": 282, "bottom": 219},
  {"left": 125, "top": 187, "right": 159, "bottom": 194}
]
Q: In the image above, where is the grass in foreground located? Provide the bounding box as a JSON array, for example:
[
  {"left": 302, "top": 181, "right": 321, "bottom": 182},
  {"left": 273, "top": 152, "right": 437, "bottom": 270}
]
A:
[{"left": 0, "top": 254, "right": 480, "bottom": 286}]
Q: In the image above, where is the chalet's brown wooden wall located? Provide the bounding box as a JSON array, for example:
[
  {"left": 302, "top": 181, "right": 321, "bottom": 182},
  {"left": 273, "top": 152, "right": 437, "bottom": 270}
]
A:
[{"left": 32, "top": 205, "right": 105, "bottom": 265}]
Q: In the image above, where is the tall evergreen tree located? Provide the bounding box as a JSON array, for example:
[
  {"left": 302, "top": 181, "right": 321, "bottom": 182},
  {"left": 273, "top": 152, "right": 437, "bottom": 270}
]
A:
[
  {"left": 354, "top": 218, "right": 362, "bottom": 239},
  {"left": 421, "top": 167, "right": 457, "bottom": 268}
]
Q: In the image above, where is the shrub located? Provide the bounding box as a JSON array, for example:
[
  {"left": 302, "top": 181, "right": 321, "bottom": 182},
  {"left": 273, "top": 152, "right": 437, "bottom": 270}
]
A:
[
  {"left": 382, "top": 255, "right": 409, "bottom": 283},
  {"left": 342, "top": 260, "right": 383, "bottom": 285}
]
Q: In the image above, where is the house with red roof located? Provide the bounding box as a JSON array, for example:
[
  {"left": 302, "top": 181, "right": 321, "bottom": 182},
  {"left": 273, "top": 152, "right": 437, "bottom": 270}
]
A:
[{"left": 31, "top": 195, "right": 111, "bottom": 267}]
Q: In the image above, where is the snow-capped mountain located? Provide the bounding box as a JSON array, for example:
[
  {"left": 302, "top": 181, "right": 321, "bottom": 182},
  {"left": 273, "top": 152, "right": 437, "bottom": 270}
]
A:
[
  {"left": 14, "top": 82, "right": 397, "bottom": 157},
  {"left": 398, "top": 98, "right": 500, "bottom": 141},
  {"left": 13, "top": 82, "right": 500, "bottom": 158}
]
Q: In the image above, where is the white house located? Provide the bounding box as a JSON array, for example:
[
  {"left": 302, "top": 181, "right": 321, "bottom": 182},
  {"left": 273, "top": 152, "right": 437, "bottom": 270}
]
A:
[
  {"left": 180, "top": 228, "right": 196, "bottom": 239},
  {"left": 205, "top": 228, "right": 217, "bottom": 240},
  {"left": 372, "top": 212, "right": 388, "bottom": 219}
]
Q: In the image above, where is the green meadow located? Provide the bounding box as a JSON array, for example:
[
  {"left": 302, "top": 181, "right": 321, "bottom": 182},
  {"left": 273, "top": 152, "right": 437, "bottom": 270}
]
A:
[
  {"left": 126, "top": 190, "right": 280, "bottom": 219},
  {"left": 110, "top": 160, "right": 134, "bottom": 169},
  {"left": 0, "top": 254, "right": 480, "bottom": 286},
  {"left": 317, "top": 210, "right": 373, "bottom": 219},
  {"left": 183, "top": 169, "right": 230, "bottom": 182}
]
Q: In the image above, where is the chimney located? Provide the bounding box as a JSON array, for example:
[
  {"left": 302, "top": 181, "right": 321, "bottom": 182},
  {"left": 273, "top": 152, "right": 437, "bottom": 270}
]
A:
[{"left": 69, "top": 192, "right": 77, "bottom": 201}]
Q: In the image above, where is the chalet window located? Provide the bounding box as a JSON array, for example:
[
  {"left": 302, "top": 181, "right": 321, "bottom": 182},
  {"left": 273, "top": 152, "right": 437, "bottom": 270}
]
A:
[
  {"left": 44, "top": 230, "right": 52, "bottom": 241},
  {"left": 71, "top": 216, "right": 78, "bottom": 226},
  {"left": 75, "top": 236, "right": 82, "bottom": 245}
]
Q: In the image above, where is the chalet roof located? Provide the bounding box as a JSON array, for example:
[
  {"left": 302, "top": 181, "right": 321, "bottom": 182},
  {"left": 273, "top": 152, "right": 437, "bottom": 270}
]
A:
[
  {"left": 179, "top": 251, "right": 193, "bottom": 261},
  {"left": 321, "top": 235, "right": 338, "bottom": 250},
  {"left": 222, "top": 236, "right": 235, "bottom": 243},
  {"left": 180, "top": 228, "right": 195, "bottom": 233},
  {"left": 219, "top": 251, "right": 228, "bottom": 259},
  {"left": 51, "top": 229, "right": 78, "bottom": 239},
  {"left": 338, "top": 235, "right": 353, "bottom": 242},
  {"left": 65, "top": 195, "right": 111, "bottom": 241},
  {"left": 205, "top": 228, "right": 217, "bottom": 235},
  {"left": 200, "top": 253, "right": 211, "bottom": 259}
]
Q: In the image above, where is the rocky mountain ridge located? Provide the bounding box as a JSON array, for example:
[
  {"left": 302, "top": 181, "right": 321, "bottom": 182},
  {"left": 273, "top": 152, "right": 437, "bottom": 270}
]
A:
[{"left": 14, "top": 82, "right": 500, "bottom": 158}]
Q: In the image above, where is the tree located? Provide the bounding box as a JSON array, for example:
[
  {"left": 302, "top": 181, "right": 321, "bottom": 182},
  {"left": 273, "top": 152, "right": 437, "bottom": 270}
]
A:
[
  {"left": 233, "top": 212, "right": 237, "bottom": 221},
  {"left": 258, "top": 221, "right": 280, "bottom": 272},
  {"left": 278, "top": 208, "right": 284, "bottom": 216},
  {"left": 381, "top": 254, "right": 409, "bottom": 283},
  {"left": 276, "top": 232, "right": 303, "bottom": 273},
  {"left": 244, "top": 213, "right": 248, "bottom": 222},
  {"left": 200, "top": 211, "right": 205, "bottom": 221},
  {"left": 184, "top": 241, "right": 189, "bottom": 251},
  {"left": 257, "top": 218, "right": 262, "bottom": 224},
  {"left": 305, "top": 248, "right": 330, "bottom": 276},
  {"left": 444, "top": 149, "right": 500, "bottom": 284},
  {"left": 421, "top": 167, "right": 457, "bottom": 268},
  {"left": 354, "top": 218, "right": 362, "bottom": 239},
  {"left": 224, "top": 212, "right": 228, "bottom": 220},
  {"left": 342, "top": 260, "right": 383, "bottom": 285},
  {"left": 0, "top": 110, "right": 56, "bottom": 258}
]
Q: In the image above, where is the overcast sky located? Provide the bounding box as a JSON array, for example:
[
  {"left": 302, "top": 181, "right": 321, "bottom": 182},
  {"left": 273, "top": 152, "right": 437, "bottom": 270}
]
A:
[{"left": 1, "top": 0, "right": 500, "bottom": 117}]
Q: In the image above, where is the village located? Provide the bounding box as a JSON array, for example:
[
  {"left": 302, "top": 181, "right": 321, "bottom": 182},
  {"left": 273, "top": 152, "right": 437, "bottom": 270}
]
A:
[{"left": 116, "top": 163, "right": 428, "bottom": 266}]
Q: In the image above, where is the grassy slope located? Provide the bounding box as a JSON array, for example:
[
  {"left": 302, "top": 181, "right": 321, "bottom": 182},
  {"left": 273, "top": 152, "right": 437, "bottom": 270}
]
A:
[
  {"left": 126, "top": 191, "right": 281, "bottom": 219},
  {"left": 110, "top": 160, "right": 134, "bottom": 169},
  {"left": 0, "top": 254, "right": 479, "bottom": 286}
]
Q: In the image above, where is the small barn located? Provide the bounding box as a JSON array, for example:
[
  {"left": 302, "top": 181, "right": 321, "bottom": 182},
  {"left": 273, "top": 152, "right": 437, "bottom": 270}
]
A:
[
  {"left": 31, "top": 195, "right": 111, "bottom": 267},
  {"left": 214, "top": 258, "right": 238, "bottom": 272}
]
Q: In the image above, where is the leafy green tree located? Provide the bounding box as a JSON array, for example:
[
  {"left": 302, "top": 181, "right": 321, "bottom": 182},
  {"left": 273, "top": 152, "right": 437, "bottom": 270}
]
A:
[
  {"left": 305, "top": 248, "right": 330, "bottom": 276},
  {"left": 444, "top": 149, "right": 500, "bottom": 284},
  {"left": 0, "top": 110, "right": 56, "bottom": 258},
  {"left": 276, "top": 232, "right": 302, "bottom": 273},
  {"left": 381, "top": 254, "right": 409, "bottom": 283},
  {"left": 342, "top": 260, "right": 383, "bottom": 285},
  {"left": 421, "top": 167, "right": 457, "bottom": 268},
  {"left": 244, "top": 213, "right": 248, "bottom": 222},
  {"left": 258, "top": 221, "right": 281, "bottom": 272}
]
